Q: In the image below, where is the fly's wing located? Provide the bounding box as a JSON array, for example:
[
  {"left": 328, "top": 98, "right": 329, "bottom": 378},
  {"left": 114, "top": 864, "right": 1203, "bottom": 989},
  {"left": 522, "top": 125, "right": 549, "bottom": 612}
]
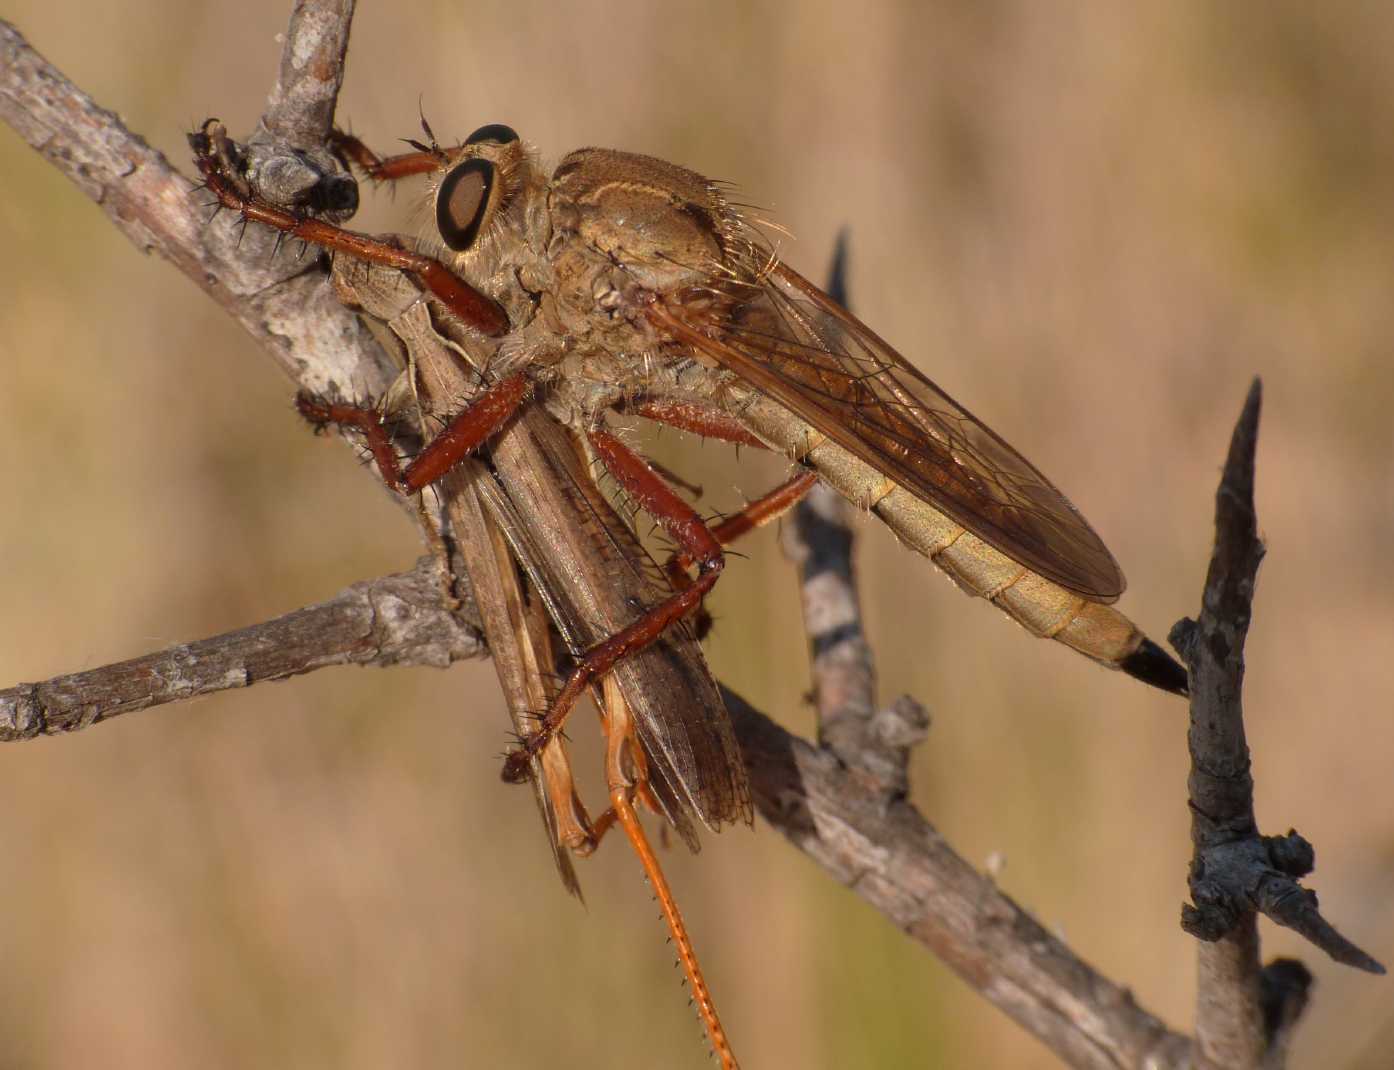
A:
[
  {"left": 483, "top": 406, "right": 751, "bottom": 848},
  {"left": 649, "top": 261, "right": 1125, "bottom": 602}
]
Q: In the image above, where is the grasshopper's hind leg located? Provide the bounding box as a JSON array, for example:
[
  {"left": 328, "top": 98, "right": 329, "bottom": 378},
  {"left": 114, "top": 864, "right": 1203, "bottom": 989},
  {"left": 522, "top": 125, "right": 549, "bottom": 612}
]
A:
[{"left": 597, "top": 676, "right": 740, "bottom": 1070}]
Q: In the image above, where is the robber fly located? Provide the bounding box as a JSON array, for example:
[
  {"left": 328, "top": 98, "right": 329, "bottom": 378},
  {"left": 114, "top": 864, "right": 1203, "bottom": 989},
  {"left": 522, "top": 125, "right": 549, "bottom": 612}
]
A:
[
  {"left": 190, "top": 115, "right": 1187, "bottom": 1069},
  {"left": 192, "top": 119, "right": 1186, "bottom": 704}
]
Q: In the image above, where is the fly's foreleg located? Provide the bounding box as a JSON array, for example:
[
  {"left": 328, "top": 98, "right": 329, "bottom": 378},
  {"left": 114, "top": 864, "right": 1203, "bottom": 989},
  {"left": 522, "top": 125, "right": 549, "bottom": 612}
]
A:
[
  {"left": 191, "top": 120, "right": 509, "bottom": 337},
  {"left": 499, "top": 428, "right": 726, "bottom": 784},
  {"left": 330, "top": 130, "right": 446, "bottom": 182}
]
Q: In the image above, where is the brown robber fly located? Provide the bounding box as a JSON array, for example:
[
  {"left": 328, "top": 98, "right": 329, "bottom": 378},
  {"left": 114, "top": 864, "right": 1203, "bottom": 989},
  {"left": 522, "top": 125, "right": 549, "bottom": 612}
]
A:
[
  {"left": 189, "top": 115, "right": 1188, "bottom": 1069},
  {"left": 191, "top": 120, "right": 1185, "bottom": 704}
]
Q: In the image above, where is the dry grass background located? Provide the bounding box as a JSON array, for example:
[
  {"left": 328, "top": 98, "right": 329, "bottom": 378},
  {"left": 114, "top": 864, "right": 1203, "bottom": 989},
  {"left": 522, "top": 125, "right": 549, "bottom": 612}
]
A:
[{"left": 3, "top": 2, "right": 1393, "bottom": 1067}]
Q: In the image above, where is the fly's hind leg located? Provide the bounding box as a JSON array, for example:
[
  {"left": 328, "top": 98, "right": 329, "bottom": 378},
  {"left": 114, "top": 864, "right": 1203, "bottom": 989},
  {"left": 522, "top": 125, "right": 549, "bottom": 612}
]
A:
[{"left": 625, "top": 394, "right": 820, "bottom": 632}]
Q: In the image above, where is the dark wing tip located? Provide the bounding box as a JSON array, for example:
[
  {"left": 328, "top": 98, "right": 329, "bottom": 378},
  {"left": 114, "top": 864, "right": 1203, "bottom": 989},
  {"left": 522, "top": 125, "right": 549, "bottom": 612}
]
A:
[{"left": 1120, "top": 637, "right": 1189, "bottom": 696}]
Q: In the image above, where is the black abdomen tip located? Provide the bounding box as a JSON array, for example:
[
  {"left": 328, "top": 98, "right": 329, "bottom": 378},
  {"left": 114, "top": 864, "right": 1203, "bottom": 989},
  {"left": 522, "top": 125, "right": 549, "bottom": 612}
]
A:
[{"left": 1121, "top": 638, "right": 1189, "bottom": 696}]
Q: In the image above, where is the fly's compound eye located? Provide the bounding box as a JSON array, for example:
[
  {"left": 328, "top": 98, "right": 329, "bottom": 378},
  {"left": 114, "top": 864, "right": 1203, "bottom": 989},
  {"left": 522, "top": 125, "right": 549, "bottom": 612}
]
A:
[
  {"left": 436, "top": 158, "right": 498, "bottom": 251},
  {"left": 464, "top": 123, "right": 519, "bottom": 147}
]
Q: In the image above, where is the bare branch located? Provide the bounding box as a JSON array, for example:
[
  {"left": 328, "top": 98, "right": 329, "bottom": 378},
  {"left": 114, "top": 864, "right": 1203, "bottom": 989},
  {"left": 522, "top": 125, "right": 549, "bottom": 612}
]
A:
[
  {"left": 1169, "top": 380, "right": 1382, "bottom": 1069},
  {"left": 0, "top": 543, "right": 1192, "bottom": 1070},
  {"left": 780, "top": 234, "right": 928, "bottom": 796},
  {"left": 0, "top": 559, "right": 483, "bottom": 742},
  {"left": 724, "top": 686, "right": 1190, "bottom": 1069},
  {"left": 0, "top": 14, "right": 395, "bottom": 405},
  {"left": 782, "top": 474, "right": 929, "bottom": 796},
  {"left": 239, "top": 1, "right": 361, "bottom": 227},
  {"left": 261, "top": 0, "right": 355, "bottom": 152}
]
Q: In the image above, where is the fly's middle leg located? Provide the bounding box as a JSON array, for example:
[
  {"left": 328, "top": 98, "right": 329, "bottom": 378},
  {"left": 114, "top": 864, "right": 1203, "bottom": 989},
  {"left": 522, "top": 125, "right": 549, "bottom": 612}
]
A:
[
  {"left": 296, "top": 376, "right": 529, "bottom": 603},
  {"left": 295, "top": 372, "right": 529, "bottom": 493}
]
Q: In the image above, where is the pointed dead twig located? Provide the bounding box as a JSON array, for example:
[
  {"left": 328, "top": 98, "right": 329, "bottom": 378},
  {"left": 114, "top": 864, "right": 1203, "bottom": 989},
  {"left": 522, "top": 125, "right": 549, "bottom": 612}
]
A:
[{"left": 1168, "top": 380, "right": 1383, "bottom": 1070}]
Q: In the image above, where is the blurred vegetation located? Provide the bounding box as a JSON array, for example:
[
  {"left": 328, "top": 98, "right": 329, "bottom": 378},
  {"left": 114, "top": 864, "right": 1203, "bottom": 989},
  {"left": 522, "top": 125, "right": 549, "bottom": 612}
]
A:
[{"left": 2, "top": 2, "right": 1392, "bottom": 1067}]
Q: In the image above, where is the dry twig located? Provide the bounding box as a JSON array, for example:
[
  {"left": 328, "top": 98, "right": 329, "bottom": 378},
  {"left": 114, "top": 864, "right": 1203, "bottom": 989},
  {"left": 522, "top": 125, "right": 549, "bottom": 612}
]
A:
[
  {"left": 1167, "top": 381, "right": 1383, "bottom": 1070},
  {"left": 0, "top": 558, "right": 482, "bottom": 741}
]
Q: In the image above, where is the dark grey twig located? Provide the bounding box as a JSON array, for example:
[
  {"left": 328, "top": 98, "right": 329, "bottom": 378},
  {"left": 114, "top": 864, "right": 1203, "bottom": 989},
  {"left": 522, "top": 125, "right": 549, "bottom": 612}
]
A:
[{"left": 1169, "top": 380, "right": 1383, "bottom": 1069}]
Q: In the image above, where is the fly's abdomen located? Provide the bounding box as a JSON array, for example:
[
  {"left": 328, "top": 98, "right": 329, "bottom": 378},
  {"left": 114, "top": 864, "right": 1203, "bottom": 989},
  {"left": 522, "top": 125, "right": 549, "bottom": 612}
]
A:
[{"left": 733, "top": 392, "right": 1186, "bottom": 693}]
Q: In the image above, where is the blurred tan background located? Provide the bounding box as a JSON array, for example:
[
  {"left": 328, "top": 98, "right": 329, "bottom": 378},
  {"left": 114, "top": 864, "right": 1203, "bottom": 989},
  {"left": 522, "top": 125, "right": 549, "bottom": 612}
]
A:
[{"left": 3, "top": 2, "right": 1393, "bottom": 1067}]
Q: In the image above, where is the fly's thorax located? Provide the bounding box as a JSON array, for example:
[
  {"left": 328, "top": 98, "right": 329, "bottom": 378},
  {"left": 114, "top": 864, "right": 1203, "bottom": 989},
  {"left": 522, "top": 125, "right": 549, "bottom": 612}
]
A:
[
  {"left": 539, "top": 148, "right": 763, "bottom": 380},
  {"left": 546, "top": 148, "right": 740, "bottom": 297}
]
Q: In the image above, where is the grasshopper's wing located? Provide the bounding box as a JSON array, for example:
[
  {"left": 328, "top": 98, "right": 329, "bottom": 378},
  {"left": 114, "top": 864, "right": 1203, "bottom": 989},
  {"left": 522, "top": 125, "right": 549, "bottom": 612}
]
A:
[
  {"left": 649, "top": 261, "right": 1124, "bottom": 602},
  {"left": 451, "top": 468, "right": 584, "bottom": 898},
  {"left": 484, "top": 411, "right": 750, "bottom": 847}
]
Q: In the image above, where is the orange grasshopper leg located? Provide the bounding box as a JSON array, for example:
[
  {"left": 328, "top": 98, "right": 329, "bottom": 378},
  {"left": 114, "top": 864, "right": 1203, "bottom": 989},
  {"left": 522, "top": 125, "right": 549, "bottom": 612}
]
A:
[{"left": 598, "top": 676, "right": 740, "bottom": 1070}]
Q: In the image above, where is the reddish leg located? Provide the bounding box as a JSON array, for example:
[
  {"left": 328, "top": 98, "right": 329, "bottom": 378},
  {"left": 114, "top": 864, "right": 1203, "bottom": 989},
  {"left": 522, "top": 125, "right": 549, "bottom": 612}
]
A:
[
  {"left": 625, "top": 398, "right": 767, "bottom": 448},
  {"left": 330, "top": 130, "right": 446, "bottom": 182},
  {"left": 191, "top": 121, "right": 508, "bottom": 337},
  {"left": 628, "top": 394, "right": 819, "bottom": 624},
  {"left": 671, "top": 469, "right": 819, "bottom": 573},
  {"left": 296, "top": 371, "right": 529, "bottom": 492},
  {"left": 661, "top": 470, "right": 820, "bottom": 643},
  {"left": 500, "top": 428, "right": 726, "bottom": 783}
]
